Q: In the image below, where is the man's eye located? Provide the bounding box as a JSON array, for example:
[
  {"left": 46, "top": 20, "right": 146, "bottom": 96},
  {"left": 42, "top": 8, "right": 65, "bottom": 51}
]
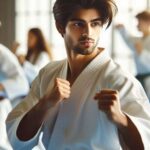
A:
[
  {"left": 74, "top": 22, "right": 84, "bottom": 27},
  {"left": 91, "top": 22, "right": 101, "bottom": 27}
]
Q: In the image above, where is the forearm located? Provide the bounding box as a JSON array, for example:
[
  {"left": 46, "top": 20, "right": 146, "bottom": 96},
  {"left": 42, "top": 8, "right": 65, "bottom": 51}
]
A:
[
  {"left": 117, "top": 114, "right": 144, "bottom": 150},
  {"left": 17, "top": 97, "right": 53, "bottom": 141},
  {"left": 17, "top": 78, "right": 70, "bottom": 141}
]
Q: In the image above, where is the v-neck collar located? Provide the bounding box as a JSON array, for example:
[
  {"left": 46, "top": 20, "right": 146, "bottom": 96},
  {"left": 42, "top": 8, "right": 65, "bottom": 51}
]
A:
[{"left": 60, "top": 49, "right": 110, "bottom": 90}]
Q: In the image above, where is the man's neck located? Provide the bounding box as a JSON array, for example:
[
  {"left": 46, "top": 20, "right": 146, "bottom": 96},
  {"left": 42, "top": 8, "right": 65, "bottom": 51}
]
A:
[{"left": 67, "top": 48, "right": 103, "bottom": 85}]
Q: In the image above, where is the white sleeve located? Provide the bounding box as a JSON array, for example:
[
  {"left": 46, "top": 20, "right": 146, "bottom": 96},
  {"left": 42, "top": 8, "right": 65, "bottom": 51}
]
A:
[
  {"left": 7, "top": 113, "right": 42, "bottom": 150},
  {"left": 0, "top": 45, "right": 29, "bottom": 100},
  {"left": 0, "top": 99, "right": 12, "bottom": 150},
  {"left": 107, "top": 67, "right": 150, "bottom": 149},
  {"left": 1, "top": 73, "right": 29, "bottom": 100},
  {"left": 119, "top": 75, "right": 150, "bottom": 149},
  {"left": 6, "top": 69, "right": 44, "bottom": 149},
  {"left": 122, "top": 100, "right": 150, "bottom": 150}
]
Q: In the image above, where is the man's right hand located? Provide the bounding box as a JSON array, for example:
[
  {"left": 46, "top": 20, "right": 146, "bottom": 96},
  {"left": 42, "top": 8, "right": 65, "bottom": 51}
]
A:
[
  {"left": 17, "top": 78, "right": 71, "bottom": 141},
  {"left": 43, "top": 78, "right": 71, "bottom": 107}
]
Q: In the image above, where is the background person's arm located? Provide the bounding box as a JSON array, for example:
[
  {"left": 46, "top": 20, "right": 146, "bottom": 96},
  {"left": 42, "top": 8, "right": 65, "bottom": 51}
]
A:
[
  {"left": 0, "top": 45, "right": 29, "bottom": 100},
  {"left": 115, "top": 24, "right": 139, "bottom": 53}
]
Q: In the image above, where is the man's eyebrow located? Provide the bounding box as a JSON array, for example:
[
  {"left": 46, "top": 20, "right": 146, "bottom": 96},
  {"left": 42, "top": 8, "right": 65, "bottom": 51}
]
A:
[
  {"left": 69, "top": 18, "right": 85, "bottom": 22},
  {"left": 91, "top": 18, "right": 102, "bottom": 22},
  {"left": 69, "top": 18, "right": 101, "bottom": 23}
]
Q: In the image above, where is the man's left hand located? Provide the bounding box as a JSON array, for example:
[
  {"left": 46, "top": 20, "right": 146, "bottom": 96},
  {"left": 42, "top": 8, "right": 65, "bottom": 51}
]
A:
[{"left": 94, "top": 89, "right": 127, "bottom": 126}]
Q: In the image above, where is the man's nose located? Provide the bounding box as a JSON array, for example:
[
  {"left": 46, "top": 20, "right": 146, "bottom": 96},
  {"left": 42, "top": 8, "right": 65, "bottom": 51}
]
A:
[{"left": 83, "top": 24, "right": 92, "bottom": 36}]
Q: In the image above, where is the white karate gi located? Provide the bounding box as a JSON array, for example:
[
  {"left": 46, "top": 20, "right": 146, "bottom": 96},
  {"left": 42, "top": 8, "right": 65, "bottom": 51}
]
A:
[
  {"left": 0, "top": 44, "right": 29, "bottom": 100},
  {"left": 0, "top": 44, "right": 29, "bottom": 149},
  {"left": 0, "top": 99, "right": 12, "bottom": 150},
  {"left": 116, "top": 27, "right": 150, "bottom": 99},
  {"left": 6, "top": 50, "right": 150, "bottom": 150}
]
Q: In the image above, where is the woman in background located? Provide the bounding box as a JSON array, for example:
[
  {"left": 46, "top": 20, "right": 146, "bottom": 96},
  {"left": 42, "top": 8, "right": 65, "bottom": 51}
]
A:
[{"left": 18, "top": 28, "right": 53, "bottom": 85}]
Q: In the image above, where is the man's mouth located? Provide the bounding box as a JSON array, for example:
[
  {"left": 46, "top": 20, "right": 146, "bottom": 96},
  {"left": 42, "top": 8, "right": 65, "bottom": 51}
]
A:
[{"left": 80, "top": 40, "right": 94, "bottom": 47}]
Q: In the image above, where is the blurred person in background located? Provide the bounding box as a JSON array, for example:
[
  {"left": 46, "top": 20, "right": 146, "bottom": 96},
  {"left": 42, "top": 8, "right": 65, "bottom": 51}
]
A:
[
  {"left": 115, "top": 10, "right": 150, "bottom": 99},
  {"left": 0, "top": 20, "right": 29, "bottom": 150},
  {"left": 0, "top": 44, "right": 29, "bottom": 103},
  {"left": 0, "top": 97, "right": 12, "bottom": 150},
  {"left": 0, "top": 20, "right": 29, "bottom": 105},
  {"left": 16, "top": 28, "right": 53, "bottom": 85}
]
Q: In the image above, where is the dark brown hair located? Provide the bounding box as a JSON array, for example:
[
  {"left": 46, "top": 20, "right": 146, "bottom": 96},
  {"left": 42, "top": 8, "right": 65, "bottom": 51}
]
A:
[
  {"left": 26, "top": 28, "right": 52, "bottom": 64},
  {"left": 53, "top": 0, "right": 118, "bottom": 29},
  {"left": 136, "top": 10, "right": 150, "bottom": 21}
]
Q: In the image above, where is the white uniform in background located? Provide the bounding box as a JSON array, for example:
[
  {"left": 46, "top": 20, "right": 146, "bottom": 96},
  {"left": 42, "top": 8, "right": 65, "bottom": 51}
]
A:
[
  {"left": 6, "top": 50, "right": 150, "bottom": 150},
  {"left": 0, "top": 99, "right": 12, "bottom": 150},
  {"left": 116, "top": 27, "right": 150, "bottom": 74},
  {"left": 0, "top": 44, "right": 29, "bottom": 150},
  {"left": 116, "top": 27, "right": 150, "bottom": 98},
  {"left": 23, "top": 51, "right": 50, "bottom": 85},
  {"left": 0, "top": 44, "right": 29, "bottom": 100}
]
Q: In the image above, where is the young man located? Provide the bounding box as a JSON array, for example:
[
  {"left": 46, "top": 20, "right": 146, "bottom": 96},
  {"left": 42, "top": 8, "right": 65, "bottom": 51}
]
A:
[{"left": 6, "top": 0, "right": 150, "bottom": 149}]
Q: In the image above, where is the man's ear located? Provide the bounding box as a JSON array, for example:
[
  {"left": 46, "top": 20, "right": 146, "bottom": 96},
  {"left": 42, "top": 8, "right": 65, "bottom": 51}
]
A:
[{"left": 56, "top": 22, "right": 65, "bottom": 37}]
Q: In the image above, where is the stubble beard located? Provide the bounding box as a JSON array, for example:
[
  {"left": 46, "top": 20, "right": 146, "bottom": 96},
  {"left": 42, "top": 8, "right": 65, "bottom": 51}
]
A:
[{"left": 73, "top": 39, "right": 99, "bottom": 55}]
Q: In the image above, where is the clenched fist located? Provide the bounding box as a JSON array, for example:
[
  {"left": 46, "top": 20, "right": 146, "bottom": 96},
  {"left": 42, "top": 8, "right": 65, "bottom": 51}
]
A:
[
  {"left": 43, "top": 78, "right": 71, "bottom": 107},
  {"left": 94, "top": 89, "right": 127, "bottom": 125}
]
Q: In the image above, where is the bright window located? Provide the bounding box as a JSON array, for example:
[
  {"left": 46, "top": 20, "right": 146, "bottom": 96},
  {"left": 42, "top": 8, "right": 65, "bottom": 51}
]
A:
[{"left": 15, "top": 0, "right": 51, "bottom": 54}]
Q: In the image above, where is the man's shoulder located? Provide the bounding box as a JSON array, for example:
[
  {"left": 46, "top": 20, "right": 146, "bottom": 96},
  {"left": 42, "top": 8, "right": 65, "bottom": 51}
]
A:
[
  {"left": 44, "top": 59, "right": 66, "bottom": 70},
  {"left": 100, "top": 59, "right": 135, "bottom": 84},
  {"left": 39, "top": 59, "right": 66, "bottom": 77}
]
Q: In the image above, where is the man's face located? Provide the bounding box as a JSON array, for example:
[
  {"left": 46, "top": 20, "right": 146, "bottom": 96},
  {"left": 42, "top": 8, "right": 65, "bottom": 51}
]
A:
[{"left": 63, "top": 8, "right": 102, "bottom": 55}]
